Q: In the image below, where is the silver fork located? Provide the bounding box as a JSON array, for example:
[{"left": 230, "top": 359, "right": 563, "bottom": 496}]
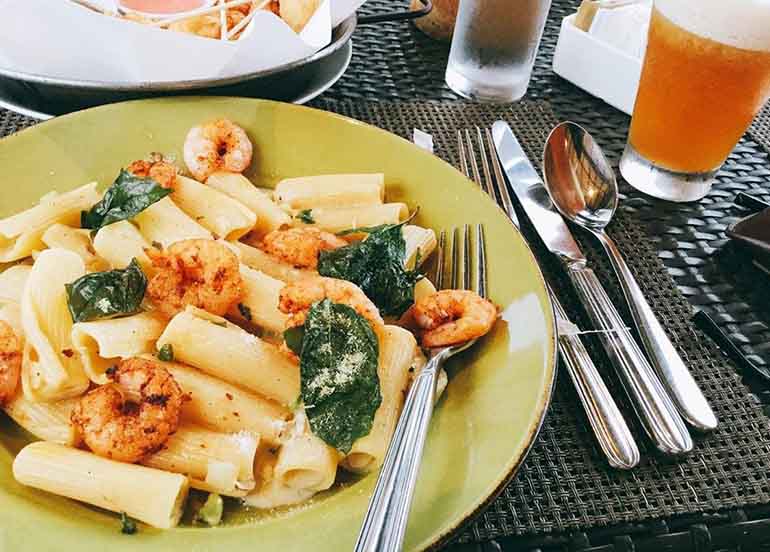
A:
[
  {"left": 459, "top": 128, "right": 640, "bottom": 470},
  {"left": 354, "top": 224, "right": 486, "bottom": 552}
]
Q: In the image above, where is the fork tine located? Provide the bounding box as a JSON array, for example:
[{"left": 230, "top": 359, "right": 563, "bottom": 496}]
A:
[
  {"left": 450, "top": 227, "right": 459, "bottom": 290},
  {"left": 484, "top": 128, "right": 519, "bottom": 225},
  {"left": 435, "top": 229, "right": 446, "bottom": 290},
  {"left": 457, "top": 131, "right": 469, "bottom": 178},
  {"left": 462, "top": 224, "right": 471, "bottom": 291},
  {"left": 476, "top": 224, "right": 487, "bottom": 299},
  {"left": 475, "top": 127, "right": 494, "bottom": 197}
]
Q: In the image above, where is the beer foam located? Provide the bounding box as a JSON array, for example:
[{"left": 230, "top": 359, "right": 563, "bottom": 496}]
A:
[{"left": 655, "top": 0, "right": 770, "bottom": 52}]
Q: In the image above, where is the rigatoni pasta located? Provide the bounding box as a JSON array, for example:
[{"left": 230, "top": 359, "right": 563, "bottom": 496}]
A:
[
  {"left": 13, "top": 442, "right": 189, "bottom": 529},
  {"left": 206, "top": 172, "right": 291, "bottom": 237},
  {"left": 275, "top": 173, "right": 385, "bottom": 209},
  {"left": 233, "top": 241, "right": 315, "bottom": 283},
  {"left": 231, "top": 264, "right": 289, "bottom": 334},
  {"left": 3, "top": 394, "right": 79, "bottom": 446},
  {"left": 21, "top": 249, "right": 90, "bottom": 401},
  {"left": 71, "top": 312, "right": 166, "bottom": 383},
  {"left": 41, "top": 224, "right": 108, "bottom": 272},
  {"left": 290, "top": 203, "right": 409, "bottom": 234},
  {"left": 0, "top": 265, "right": 31, "bottom": 304},
  {"left": 142, "top": 425, "right": 259, "bottom": 497},
  {"left": 153, "top": 357, "right": 289, "bottom": 446},
  {"left": 172, "top": 176, "right": 257, "bottom": 240},
  {"left": 0, "top": 183, "right": 100, "bottom": 262},
  {"left": 343, "top": 326, "right": 417, "bottom": 473},
  {"left": 92, "top": 220, "right": 153, "bottom": 273},
  {"left": 156, "top": 306, "right": 300, "bottom": 406},
  {"left": 133, "top": 196, "right": 212, "bottom": 248}
]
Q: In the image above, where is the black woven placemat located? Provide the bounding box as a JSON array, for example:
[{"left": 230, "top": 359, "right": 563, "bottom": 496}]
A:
[{"left": 302, "top": 98, "right": 770, "bottom": 543}]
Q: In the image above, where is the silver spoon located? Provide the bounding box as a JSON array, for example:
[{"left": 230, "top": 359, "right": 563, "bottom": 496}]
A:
[{"left": 543, "top": 121, "right": 718, "bottom": 432}]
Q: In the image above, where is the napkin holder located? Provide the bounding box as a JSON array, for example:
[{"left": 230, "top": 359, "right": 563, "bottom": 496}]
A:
[{"left": 552, "top": 2, "right": 648, "bottom": 115}]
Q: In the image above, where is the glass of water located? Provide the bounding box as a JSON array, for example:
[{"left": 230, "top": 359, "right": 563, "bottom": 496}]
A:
[{"left": 445, "top": 0, "right": 552, "bottom": 102}]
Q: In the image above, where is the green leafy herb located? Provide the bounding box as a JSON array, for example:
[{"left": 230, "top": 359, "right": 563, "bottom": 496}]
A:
[
  {"left": 335, "top": 224, "right": 389, "bottom": 237},
  {"left": 318, "top": 223, "right": 422, "bottom": 317},
  {"left": 120, "top": 512, "right": 137, "bottom": 535},
  {"left": 283, "top": 325, "right": 305, "bottom": 356},
  {"left": 195, "top": 493, "right": 223, "bottom": 527},
  {"left": 157, "top": 343, "right": 174, "bottom": 362},
  {"left": 65, "top": 258, "right": 147, "bottom": 323},
  {"left": 237, "top": 303, "right": 252, "bottom": 322},
  {"left": 299, "top": 299, "right": 381, "bottom": 453},
  {"left": 81, "top": 169, "right": 172, "bottom": 231},
  {"left": 295, "top": 209, "right": 315, "bottom": 224},
  {"left": 210, "top": 320, "right": 228, "bottom": 328}
]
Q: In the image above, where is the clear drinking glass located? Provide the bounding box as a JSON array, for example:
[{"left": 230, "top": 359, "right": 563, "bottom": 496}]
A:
[
  {"left": 445, "top": 0, "right": 552, "bottom": 103},
  {"left": 620, "top": 0, "right": 770, "bottom": 202}
]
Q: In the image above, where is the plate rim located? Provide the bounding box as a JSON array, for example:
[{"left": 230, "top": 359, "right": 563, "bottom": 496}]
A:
[{"left": 0, "top": 96, "right": 558, "bottom": 551}]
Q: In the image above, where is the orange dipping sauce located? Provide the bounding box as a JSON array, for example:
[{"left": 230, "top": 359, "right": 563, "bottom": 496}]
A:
[{"left": 120, "top": 0, "right": 208, "bottom": 14}]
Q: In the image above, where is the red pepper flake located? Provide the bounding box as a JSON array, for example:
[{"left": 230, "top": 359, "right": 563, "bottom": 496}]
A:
[
  {"left": 232, "top": 411, "right": 240, "bottom": 417},
  {"left": 225, "top": 392, "right": 233, "bottom": 401},
  {"left": 61, "top": 349, "right": 74, "bottom": 358}
]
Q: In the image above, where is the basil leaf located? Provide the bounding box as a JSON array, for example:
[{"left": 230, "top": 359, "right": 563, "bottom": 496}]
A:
[
  {"left": 283, "top": 325, "right": 305, "bottom": 356},
  {"left": 300, "top": 299, "right": 380, "bottom": 453},
  {"left": 318, "top": 223, "right": 422, "bottom": 317},
  {"left": 295, "top": 209, "right": 315, "bottom": 224},
  {"left": 81, "top": 169, "right": 172, "bottom": 230},
  {"left": 65, "top": 259, "right": 147, "bottom": 323}
]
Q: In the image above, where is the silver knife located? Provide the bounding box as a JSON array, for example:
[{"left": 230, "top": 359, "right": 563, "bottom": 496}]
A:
[{"left": 492, "top": 120, "right": 693, "bottom": 455}]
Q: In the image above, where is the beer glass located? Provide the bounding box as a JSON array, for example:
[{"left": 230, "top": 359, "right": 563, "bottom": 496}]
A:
[
  {"left": 620, "top": 0, "right": 770, "bottom": 202},
  {"left": 445, "top": 0, "right": 552, "bottom": 103}
]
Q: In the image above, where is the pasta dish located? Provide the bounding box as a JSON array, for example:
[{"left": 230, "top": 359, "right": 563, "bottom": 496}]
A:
[{"left": 0, "top": 118, "right": 497, "bottom": 530}]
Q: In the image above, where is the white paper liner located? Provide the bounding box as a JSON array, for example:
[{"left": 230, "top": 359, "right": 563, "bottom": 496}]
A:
[{"left": 0, "top": 0, "right": 365, "bottom": 85}]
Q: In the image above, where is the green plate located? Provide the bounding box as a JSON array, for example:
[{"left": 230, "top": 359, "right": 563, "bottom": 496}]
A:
[{"left": 0, "top": 97, "right": 556, "bottom": 551}]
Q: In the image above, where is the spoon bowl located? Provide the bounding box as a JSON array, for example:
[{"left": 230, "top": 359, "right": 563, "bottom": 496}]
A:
[
  {"left": 543, "top": 122, "right": 617, "bottom": 231},
  {"left": 542, "top": 121, "right": 717, "bottom": 432}
]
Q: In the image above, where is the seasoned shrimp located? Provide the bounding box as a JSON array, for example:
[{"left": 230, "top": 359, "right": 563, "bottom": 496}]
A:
[
  {"left": 183, "top": 119, "right": 253, "bottom": 181},
  {"left": 0, "top": 321, "right": 21, "bottom": 403},
  {"left": 146, "top": 239, "right": 243, "bottom": 318},
  {"left": 413, "top": 290, "right": 497, "bottom": 348},
  {"left": 127, "top": 157, "right": 179, "bottom": 189},
  {"left": 71, "top": 358, "right": 185, "bottom": 463},
  {"left": 261, "top": 227, "right": 347, "bottom": 269},
  {"left": 279, "top": 276, "right": 383, "bottom": 330}
]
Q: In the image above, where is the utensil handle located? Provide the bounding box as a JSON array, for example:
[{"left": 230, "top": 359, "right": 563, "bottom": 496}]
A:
[
  {"left": 597, "top": 233, "right": 717, "bottom": 431},
  {"left": 567, "top": 266, "right": 693, "bottom": 455},
  {"left": 354, "top": 355, "right": 441, "bottom": 552},
  {"left": 551, "top": 288, "right": 640, "bottom": 469}
]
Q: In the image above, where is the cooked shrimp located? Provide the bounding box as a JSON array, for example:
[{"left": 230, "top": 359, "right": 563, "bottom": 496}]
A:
[
  {"left": 146, "top": 239, "right": 243, "bottom": 318},
  {"left": 0, "top": 321, "right": 21, "bottom": 403},
  {"left": 279, "top": 276, "right": 383, "bottom": 330},
  {"left": 183, "top": 119, "right": 253, "bottom": 181},
  {"left": 71, "top": 358, "right": 185, "bottom": 463},
  {"left": 413, "top": 290, "right": 497, "bottom": 348},
  {"left": 127, "top": 157, "right": 178, "bottom": 189},
  {"left": 261, "top": 227, "right": 347, "bottom": 269}
]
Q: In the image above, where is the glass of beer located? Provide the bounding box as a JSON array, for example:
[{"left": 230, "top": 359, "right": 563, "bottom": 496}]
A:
[
  {"left": 620, "top": 0, "right": 770, "bottom": 202},
  {"left": 445, "top": 0, "right": 552, "bottom": 102}
]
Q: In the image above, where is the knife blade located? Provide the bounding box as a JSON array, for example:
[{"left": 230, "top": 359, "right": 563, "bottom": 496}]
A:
[{"left": 492, "top": 120, "right": 693, "bottom": 455}]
